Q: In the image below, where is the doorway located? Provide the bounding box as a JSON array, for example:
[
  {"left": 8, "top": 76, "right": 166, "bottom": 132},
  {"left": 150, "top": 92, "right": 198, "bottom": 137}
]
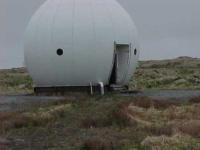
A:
[{"left": 109, "top": 43, "right": 131, "bottom": 85}]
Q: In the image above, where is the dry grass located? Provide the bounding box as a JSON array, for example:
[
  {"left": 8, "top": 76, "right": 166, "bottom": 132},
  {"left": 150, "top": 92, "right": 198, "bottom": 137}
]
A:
[
  {"left": 0, "top": 112, "right": 20, "bottom": 131},
  {"left": 122, "top": 98, "right": 175, "bottom": 110},
  {"left": 81, "top": 138, "right": 115, "bottom": 150},
  {"left": 80, "top": 117, "right": 112, "bottom": 128},
  {"left": 113, "top": 97, "right": 200, "bottom": 140},
  {"left": 112, "top": 105, "right": 134, "bottom": 127},
  {"left": 1, "top": 95, "right": 200, "bottom": 150},
  {"left": 112, "top": 98, "right": 176, "bottom": 127},
  {"left": 141, "top": 134, "right": 200, "bottom": 150},
  {"left": 167, "top": 120, "right": 200, "bottom": 138},
  {"left": 163, "top": 104, "right": 200, "bottom": 120},
  {"left": 0, "top": 68, "right": 34, "bottom": 94},
  {"left": 0, "top": 145, "right": 8, "bottom": 150},
  {"left": 147, "top": 125, "right": 173, "bottom": 136},
  {"left": 0, "top": 104, "right": 72, "bottom": 133},
  {"left": 189, "top": 96, "right": 200, "bottom": 103},
  {"left": 0, "top": 112, "right": 12, "bottom": 122},
  {"left": 0, "top": 113, "right": 33, "bottom": 132},
  {"left": 21, "top": 104, "right": 72, "bottom": 126}
]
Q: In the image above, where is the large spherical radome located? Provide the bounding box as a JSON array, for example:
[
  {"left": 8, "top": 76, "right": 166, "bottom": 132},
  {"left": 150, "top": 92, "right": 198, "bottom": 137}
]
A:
[{"left": 24, "top": 0, "right": 140, "bottom": 87}]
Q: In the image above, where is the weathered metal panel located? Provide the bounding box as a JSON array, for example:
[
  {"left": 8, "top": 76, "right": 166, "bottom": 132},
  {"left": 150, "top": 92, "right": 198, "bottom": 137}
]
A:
[{"left": 24, "top": 0, "right": 140, "bottom": 87}]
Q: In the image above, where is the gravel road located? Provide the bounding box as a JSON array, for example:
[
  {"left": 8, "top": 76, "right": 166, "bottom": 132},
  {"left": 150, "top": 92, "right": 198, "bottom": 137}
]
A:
[
  {"left": 121, "top": 90, "right": 200, "bottom": 100},
  {"left": 0, "top": 95, "right": 65, "bottom": 112},
  {"left": 1, "top": 90, "right": 200, "bottom": 112}
]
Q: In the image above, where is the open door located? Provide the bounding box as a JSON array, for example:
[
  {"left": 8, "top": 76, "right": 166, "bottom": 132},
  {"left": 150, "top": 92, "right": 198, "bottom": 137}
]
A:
[{"left": 109, "top": 42, "right": 131, "bottom": 85}]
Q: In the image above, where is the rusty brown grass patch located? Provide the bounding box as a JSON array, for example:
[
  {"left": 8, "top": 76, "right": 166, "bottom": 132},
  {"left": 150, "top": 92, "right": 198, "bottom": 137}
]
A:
[{"left": 81, "top": 138, "right": 116, "bottom": 150}]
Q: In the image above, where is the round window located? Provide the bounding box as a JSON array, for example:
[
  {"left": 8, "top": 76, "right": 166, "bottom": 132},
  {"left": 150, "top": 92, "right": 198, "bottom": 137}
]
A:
[
  {"left": 134, "top": 49, "right": 137, "bottom": 55},
  {"left": 57, "top": 49, "right": 63, "bottom": 56}
]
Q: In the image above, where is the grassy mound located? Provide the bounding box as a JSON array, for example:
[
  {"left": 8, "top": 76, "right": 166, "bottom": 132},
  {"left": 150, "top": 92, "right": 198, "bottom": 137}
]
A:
[{"left": 130, "top": 57, "right": 200, "bottom": 90}]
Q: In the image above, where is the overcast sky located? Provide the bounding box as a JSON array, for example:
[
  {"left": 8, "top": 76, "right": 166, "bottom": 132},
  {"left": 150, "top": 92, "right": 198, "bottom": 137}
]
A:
[{"left": 1, "top": 0, "right": 200, "bottom": 69}]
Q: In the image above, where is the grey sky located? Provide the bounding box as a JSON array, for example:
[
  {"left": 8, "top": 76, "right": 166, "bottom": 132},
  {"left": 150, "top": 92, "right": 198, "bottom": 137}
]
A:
[{"left": 1, "top": 0, "right": 200, "bottom": 69}]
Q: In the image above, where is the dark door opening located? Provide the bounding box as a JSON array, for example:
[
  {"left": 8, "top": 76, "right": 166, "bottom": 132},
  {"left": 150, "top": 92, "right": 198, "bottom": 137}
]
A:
[
  {"left": 109, "top": 54, "right": 117, "bottom": 84},
  {"left": 109, "top": 43, "right": 131, "bottom": 85}
]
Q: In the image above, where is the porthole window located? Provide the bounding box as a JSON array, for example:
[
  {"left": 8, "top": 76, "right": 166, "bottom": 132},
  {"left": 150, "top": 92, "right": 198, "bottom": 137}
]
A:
[
  {"left": 57, "top": 49, "right": 63, "bottom": 56},
  {"left": 134, "top": 49, "right": 137, "bottom": 55}
]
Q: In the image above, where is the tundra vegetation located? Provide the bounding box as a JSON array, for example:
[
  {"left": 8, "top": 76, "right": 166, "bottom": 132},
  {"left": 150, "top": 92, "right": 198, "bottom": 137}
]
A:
[
  {"left": 0, "top": 68, "right": 33, "bottom": 94},
  {"left": 1, "top": 95, "right": 200, "bottom": 149},
  {"left": 130, "top": 57, "right": 200, "bottom": 90},
  {"left": 0, "top": 57, "right": 200, "bottom": 149}
]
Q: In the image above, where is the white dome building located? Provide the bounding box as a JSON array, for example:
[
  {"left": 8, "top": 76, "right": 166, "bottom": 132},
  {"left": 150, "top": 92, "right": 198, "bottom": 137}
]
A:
[{"left": 24, "top": 0, "right": 140, "bottom": 93}]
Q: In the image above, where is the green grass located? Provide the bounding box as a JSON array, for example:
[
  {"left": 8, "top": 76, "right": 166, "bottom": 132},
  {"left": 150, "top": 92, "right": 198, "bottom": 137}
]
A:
[
  {"left": 130, "top": 57, "right": 200, "bottom": 90},
  {"left": 0, "top": 68, "right": 34, "bottom": 94}
]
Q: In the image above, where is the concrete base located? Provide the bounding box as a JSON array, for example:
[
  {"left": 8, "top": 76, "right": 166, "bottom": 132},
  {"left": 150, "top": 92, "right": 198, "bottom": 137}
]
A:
[{"left": 34, "top": 86, "right": 110, "bottom": 94}]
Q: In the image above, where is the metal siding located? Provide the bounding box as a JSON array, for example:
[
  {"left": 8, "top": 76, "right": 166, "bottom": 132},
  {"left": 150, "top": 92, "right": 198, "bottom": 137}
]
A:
[
  {"left": 26, "top": 0, "right": 60, "bottom": 86},
  {"left": 24, "top": 0, "right": 139, "bottom": 87},
  {"left": 93, "top": 0, "right": 114, "bottom": 84},
  {"left": 73, "top": 0, "right": 95, "bottom": 85},
  {"left": 50, "top": 0, "right": 74, "bottom": 86}
]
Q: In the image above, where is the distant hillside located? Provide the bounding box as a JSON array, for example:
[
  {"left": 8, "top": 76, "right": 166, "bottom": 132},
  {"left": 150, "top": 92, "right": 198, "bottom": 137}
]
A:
[
  {"left": 130, "top": 57, "right": 200, "bottom": 90},
  {"left": 0, "top": 67, "right": 34, "bottom": 94},
  {"left": 0, "top": 57, "right": 200, "bottom": 94}
]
